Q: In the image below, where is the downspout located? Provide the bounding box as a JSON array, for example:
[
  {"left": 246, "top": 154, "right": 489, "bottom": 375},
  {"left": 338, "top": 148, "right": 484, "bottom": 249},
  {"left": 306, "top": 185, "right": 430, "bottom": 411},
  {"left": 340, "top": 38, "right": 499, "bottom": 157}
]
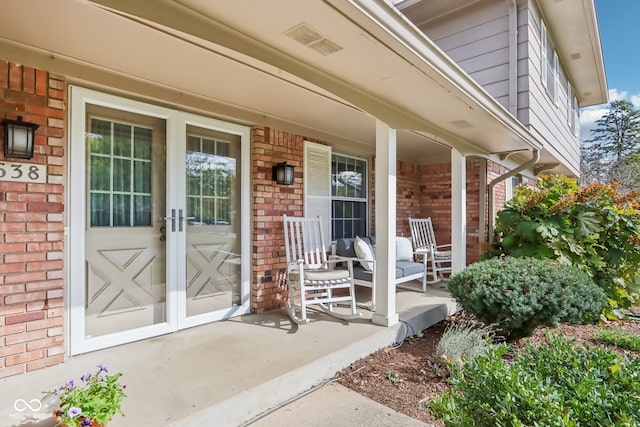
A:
[
  {"left": 488, "top": 149, "right": 540, "bottom": 244},
  {"left": 507, "top": 0, "right": 518, "bottom": 116}
]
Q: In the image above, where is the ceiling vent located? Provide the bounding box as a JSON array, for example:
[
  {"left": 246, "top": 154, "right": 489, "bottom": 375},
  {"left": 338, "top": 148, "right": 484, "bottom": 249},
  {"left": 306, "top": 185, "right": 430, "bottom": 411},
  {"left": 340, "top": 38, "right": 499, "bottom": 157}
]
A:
[{"left": 285, "top": 23, "right": 343, "bottom": 56}]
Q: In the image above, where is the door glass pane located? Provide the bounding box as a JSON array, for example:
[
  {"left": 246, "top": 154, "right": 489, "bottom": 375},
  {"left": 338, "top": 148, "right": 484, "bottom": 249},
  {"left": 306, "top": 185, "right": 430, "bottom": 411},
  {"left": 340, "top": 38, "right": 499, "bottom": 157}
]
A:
[
  {"left": 85, "top": 106, "right": 167, "bottom": 338},
  {"left": 185, "top": 127, "right": 241, "bottom": 317}
]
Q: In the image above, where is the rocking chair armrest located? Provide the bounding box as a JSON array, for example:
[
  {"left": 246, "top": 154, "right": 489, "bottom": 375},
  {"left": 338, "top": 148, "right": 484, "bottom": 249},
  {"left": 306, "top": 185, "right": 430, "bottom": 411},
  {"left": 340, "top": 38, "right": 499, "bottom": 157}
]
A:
[{"left": 436, "top": 244, "right": 452, "bottom": 250}]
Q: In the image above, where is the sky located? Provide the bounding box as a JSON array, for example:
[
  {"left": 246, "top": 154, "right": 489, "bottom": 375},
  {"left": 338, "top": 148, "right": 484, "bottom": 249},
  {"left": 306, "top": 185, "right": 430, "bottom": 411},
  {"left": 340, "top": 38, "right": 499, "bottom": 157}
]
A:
[{"left": 580, "top": 0, "right": 640, "bottom": 138}]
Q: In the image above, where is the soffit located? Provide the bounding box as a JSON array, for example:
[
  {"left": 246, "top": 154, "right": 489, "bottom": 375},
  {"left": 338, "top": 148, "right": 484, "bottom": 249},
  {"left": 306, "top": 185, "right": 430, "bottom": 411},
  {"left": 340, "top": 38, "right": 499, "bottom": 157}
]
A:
[{"left": 0, "top": 0, "right": 573, "bottom": 172}]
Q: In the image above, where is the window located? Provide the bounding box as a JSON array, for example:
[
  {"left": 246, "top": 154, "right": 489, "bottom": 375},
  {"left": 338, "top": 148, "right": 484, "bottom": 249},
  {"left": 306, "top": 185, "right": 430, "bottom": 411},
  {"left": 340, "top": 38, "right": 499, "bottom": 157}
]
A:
[
  {"left": 331, "top": 154, "right": 367, "bottom": 239},
  {"left": 186, "top": 134, "right": 233, "bottom": 225},
  {"left": 88, "top": 118, "right": 153, "bottom": 227},
  {"left": 541, "top": 21, "right": 558, "bottom": 103},
  {"left": 568, "top": 83, "right": 579, "bottom": 134}
]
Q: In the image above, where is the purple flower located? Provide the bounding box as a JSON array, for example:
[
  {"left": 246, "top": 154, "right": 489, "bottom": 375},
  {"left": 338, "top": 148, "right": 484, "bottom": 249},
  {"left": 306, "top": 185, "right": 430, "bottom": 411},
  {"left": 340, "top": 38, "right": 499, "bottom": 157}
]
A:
[
  {"left": 67, "top": 407, "right": 82, "bottom": 418},
  {"left": 81, "top": 418, "right": 92, "bottom": 426},
  {"left": 97, "top": 363, "right": 108, "bottom": 373},
  {"left": 65, "top": 380, "right": 75, "bottom": 389},
  {"left": 81, "top": 373, "right": 91, "bottom": 383},
  {"left": 54, "top": 385, "right": 62, "bottom": 396}
]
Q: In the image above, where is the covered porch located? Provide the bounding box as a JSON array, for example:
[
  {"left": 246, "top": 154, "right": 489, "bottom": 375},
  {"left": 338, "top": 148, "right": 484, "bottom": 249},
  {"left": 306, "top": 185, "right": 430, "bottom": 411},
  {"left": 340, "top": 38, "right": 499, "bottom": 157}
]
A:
[
  {"left": 0, "top": 0, "right": 548, "bottom": 376},
  {"left": 0, "top": 287, "right": 457, "bottom": 427}
]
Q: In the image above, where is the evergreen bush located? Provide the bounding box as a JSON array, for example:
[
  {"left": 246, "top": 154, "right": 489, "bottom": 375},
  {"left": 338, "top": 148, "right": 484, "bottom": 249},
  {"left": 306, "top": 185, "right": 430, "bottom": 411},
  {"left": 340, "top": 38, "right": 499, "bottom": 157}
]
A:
[{"left": 447, "top": 257, "right": 605, "bottom": 340}]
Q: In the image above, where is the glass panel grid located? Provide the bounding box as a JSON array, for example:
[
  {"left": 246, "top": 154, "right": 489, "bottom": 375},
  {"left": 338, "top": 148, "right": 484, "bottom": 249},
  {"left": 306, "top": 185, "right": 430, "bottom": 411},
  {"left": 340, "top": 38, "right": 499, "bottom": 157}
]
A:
[
  {"left": 88, "top": 119, "right": 153, "bottom": 227},
  {"left": 331, "top": 154, "right": 367, "bottom": 239},
  {"left": 186, "top": 136, "right": 233, "bottom": 225}
]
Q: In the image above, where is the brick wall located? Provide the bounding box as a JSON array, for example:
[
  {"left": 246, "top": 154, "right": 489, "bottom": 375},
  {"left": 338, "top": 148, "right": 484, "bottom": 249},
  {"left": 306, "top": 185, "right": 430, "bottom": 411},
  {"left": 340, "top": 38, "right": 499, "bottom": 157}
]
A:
[
  {"left": 251, "top": 126, "right": 306, "bottom": 313},
  {"left": 0, "top": 61, "right": 66, "bottom": 378}
]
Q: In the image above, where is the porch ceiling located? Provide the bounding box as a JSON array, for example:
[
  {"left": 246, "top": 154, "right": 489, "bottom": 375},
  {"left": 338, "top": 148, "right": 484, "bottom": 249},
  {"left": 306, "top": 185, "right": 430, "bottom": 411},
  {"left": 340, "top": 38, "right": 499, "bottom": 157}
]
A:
[{"left": 1, "top": 0, "right": 569, "bottom": 170}]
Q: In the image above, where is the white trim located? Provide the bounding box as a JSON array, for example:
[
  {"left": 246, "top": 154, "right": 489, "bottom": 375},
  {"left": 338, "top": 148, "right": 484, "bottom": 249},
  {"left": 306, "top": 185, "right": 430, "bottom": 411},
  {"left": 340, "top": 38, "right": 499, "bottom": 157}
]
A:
[
  {"left": 69, "top": 86, "right": 177, "bottom": 355},
  {"left": 68, "top": 86, "right": 251, "bottom": 354},
  {"left": 176, "top": 112, "right": 251, "bottom": 329}
]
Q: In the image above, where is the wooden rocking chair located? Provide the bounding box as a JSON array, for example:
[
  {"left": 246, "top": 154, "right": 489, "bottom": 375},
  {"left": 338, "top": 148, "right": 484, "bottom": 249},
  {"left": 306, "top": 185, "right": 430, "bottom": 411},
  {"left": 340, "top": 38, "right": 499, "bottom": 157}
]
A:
[
  {"left": 283, "top": 215, "right": 361, "bottom": 324},
  {"left": 409, "top": 217, "right": 452, "bottom": 284}
]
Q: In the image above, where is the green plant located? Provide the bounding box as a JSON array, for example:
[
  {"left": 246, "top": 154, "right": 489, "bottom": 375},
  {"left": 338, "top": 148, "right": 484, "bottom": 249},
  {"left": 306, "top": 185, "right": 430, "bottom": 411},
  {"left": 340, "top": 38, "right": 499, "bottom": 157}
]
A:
[
  {"left": 429, "top": 333, "right": 640, "bottom": 426},
  {"left": 487, "top": 175, "right": 640, "bottom": 319},
  {"left": 447, "top": 257, "right": 605, "bottom": 340},
  {"left": 595, "top": 328, "right": 640, "bottom": 351},
  {"left": 386, "top": 372, "right": 402, "bottom": 384},
  {"left": 49, "top": 364, "right": 126, "bottom": 427},
  {"left": 430, "top": 320, "right": 494, "bottom": 377}
]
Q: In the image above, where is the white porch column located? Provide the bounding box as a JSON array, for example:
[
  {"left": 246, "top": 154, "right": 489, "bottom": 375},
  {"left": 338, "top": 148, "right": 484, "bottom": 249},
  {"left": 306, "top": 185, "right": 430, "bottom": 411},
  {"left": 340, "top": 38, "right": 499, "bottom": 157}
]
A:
[
  {"left": 372, "top": 120, "right": 399, "bottom": 327},
  {"left": 451, "top": 147, "right": 466, "bottom": 274}
]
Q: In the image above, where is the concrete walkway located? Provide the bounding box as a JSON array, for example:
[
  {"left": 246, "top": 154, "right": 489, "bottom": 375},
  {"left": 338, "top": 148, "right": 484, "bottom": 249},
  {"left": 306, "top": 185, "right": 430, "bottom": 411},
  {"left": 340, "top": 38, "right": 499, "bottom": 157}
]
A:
[
  {"left": 250, "top": 382, "right": 431, "bottom": 427},
  {"left": 0, "top": 286, "right": 455, "bottom": 427}
]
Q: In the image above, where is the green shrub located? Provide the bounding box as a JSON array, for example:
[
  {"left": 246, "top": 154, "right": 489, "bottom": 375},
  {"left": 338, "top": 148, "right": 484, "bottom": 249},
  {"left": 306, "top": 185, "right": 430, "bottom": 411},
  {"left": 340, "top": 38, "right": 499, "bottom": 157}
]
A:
[
  {"left": 430, "top": 320, "right": 494, "bottom": 377},
  {"left": 429, "top": 333, "right": 640, "bottom": 426},
  {"left": 595, "top": 328, "right": 640, "bottom": 351},
  {"left": 448, "top": 257, "right": 605, "bottom": 340},
  {"left": 487, "top": 175, "right": 640, "bottom": 318}
]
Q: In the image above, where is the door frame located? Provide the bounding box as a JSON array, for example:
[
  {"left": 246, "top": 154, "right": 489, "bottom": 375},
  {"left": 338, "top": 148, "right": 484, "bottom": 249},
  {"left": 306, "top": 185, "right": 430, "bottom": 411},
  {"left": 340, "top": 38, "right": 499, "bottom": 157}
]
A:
[{"left": 68, "top": 86, "right": 251, "bottom": 355}]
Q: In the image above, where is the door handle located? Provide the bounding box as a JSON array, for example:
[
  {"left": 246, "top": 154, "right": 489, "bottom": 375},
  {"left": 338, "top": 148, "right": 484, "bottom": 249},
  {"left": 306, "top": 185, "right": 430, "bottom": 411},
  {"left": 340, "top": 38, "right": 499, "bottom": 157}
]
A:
[
  {"left": 160, "top": 209, "right": 177, "bottom": 232},
  {"left": 178, "top": 209, "right": 196, "bottom": 232}
]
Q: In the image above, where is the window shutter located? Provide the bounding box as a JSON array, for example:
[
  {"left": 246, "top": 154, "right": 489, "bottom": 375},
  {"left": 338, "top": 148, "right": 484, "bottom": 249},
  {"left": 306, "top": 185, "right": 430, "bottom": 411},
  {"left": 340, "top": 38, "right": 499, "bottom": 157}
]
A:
[{"left": 304, "top": 141, "right": 331, "bottom": 244}]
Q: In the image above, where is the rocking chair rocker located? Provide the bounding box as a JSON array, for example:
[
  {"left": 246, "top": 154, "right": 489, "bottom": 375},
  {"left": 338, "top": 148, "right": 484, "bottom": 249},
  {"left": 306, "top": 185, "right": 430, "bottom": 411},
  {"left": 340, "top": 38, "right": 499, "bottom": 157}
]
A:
[{"left": 283, "top": 215, "right": 361, "bottom": 324}]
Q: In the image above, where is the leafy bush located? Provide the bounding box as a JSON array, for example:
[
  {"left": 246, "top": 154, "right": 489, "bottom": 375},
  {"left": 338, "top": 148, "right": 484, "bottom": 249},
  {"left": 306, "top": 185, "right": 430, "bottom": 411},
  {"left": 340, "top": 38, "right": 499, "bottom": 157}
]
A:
[
  {"left": 595, "top": 328, "right": 640, "bottom": 351},
  {"left": 429, "top": 333, "right": 640, "bottom": 426},
  {"left": 448, "top": 257, "right": 605, "bottom": 340},
  {"left": 430, "top": 320, "right": 494, "bottom": 377},
  {"left": 487, "top": 175, "right": 640, "bottom": 318}
]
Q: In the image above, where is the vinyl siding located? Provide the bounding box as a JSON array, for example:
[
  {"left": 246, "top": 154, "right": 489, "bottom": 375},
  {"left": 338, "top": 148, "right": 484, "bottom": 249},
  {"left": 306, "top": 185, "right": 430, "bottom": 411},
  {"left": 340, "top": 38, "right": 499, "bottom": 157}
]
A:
[
  {"left": 418, "top": 0, "right": 510, "bottom": 110},
  {"left": 521, "top": 0, "right": 580, "bottom": 172}
]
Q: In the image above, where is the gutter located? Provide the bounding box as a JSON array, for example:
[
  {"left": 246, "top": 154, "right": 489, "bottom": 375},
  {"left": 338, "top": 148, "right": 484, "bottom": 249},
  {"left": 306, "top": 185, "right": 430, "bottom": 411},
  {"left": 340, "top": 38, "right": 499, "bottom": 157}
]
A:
[{"left": 487, "top": 149, "right": 540, "bottom": 244}]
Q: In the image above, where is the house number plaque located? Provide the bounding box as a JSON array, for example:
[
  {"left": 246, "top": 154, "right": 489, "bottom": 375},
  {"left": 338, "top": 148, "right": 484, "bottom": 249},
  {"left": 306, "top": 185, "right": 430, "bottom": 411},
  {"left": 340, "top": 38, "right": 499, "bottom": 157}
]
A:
[{"left": 0, "top": 161, "right": 46, "bottom": 184}]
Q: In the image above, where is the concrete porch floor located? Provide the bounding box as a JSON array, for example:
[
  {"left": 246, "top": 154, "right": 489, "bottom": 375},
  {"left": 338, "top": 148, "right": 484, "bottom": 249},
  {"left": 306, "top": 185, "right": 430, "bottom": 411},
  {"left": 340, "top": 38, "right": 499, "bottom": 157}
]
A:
[{"left": 1, "top": 285, "right": 458, "bottom": 427}]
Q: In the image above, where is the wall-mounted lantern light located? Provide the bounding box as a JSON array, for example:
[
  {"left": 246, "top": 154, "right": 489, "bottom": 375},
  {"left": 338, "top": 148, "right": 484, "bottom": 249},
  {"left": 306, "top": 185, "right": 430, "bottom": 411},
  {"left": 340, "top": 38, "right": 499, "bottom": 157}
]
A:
[
  {"left": 2, "top": 116, "right": 39, "bottom": 159},
  {"left": 272, "top": 161, "right": 295, "bottom": 185}
]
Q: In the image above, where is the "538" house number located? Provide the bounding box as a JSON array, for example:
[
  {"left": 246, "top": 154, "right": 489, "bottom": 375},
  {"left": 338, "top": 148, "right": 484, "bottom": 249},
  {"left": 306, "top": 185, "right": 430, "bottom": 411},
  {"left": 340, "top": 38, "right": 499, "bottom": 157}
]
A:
[{"left": 0, "top": 161, "right": 46, "bottom": 184}]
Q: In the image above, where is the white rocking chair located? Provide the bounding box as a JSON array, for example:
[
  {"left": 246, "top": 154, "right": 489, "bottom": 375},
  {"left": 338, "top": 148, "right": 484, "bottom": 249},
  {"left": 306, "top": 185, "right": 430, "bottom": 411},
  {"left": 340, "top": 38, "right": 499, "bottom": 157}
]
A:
[
  {"left": 409, "top": 217, "right": 452, "bottom": 284},
  {"left": 283, "top": 215, "right": 361, "bottom": 324}
]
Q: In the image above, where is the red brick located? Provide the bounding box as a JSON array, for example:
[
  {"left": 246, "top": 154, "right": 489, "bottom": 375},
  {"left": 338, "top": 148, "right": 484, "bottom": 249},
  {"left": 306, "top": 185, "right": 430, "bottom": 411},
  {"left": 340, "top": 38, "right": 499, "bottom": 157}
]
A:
[
  {"left": 5, "top": 349, "right": 45, "bottom": 366},
  {"left": 8, "top": 63, "right": 22, "bottom": 90},
  {"left": 0, "top": 323, "right": 25, "bottom": 336},
  {"left": 22, "top": 66, "right": 35, "bottom": 93},
  {"left": 4, "top": 252, "right": 45, "bottom": 263},
  {"left": 26, "top": 316, "right": 63, "bottom": 331},
  {"left": 4, "top": 233, "right": 46, "bottom": 243},
  {"left": 0, "top": 284, "right": 26, "bottom": 295},
  {"left": 3, "top": 271, "right": 47, "bottom": 284},
  {"left": 26, "top": 260, "right": 63, "bottom": 272},
  {"left": 35, "top": 69, "right": 47, "bottom": 95},
  {"left": 26, "top": 335, "right": 63, "bottom": 351},
  {"left": 4, "top": 291, "right": 46, "bottom": 304},
  {"left": 27, "top": 354, "right": 64, "bottom": 372},
  {"left": 5, "top": 311, "right": 46, "bottom": 325},
  {"left": 0, "top": 343, "right": 26, "bottom": 357},
  {"left": 0, "top": 60, "right": 8, "bottom": 88},
  {"left": 4, "top": 329, "right": 46, "bottom": 345},
  {"left": 0, "top": 364, "right": 25, "bottom": 379},
  {"left": 0, "top": 222, "right": 26, "bottom": 232},
  {"left": 27, "top": 202, "right": 64, "bottom": 213}
]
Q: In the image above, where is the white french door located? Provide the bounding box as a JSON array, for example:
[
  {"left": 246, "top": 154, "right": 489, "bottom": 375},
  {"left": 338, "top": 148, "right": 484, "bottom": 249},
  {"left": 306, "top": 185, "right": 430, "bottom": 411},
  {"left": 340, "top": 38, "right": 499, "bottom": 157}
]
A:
[{"left": 68, "top": 87, "right": 250, "bottom": 355}]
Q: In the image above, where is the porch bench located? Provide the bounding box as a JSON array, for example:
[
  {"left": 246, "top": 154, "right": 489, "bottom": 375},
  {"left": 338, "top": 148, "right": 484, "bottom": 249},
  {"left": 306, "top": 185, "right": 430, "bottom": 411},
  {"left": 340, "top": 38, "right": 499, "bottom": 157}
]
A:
[{"left": 331, "top": 236, "right": 428, "bottom": 310}]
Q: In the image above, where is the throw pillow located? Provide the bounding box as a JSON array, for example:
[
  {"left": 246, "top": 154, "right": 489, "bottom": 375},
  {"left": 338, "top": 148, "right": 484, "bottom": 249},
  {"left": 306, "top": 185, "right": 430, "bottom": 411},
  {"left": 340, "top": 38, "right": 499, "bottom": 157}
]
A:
[
  {"left": 354, "top": 236, "right": 375, "bottom": 271},
  {"left": 396, "top": 236, "right": 414, "bottom": 262}
]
